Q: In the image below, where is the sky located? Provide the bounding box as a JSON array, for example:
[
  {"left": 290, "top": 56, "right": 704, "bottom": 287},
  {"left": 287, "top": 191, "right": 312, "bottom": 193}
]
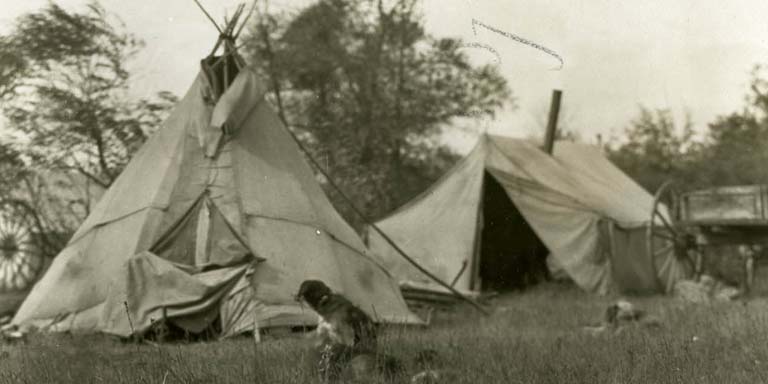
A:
[{"left": 1, "top": 0, "right": 767, "bottom": 153}]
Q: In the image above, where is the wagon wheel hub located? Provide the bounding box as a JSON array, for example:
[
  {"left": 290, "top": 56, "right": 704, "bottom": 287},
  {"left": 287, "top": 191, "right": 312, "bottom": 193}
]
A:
[
  {"left": 0, "top": 201, "right": 45, "bottom": 292},
  {"left": 672, "top": 232, "right": 696, "bottom": 255},
  {"left": 0, "top": 235, "right": 20, "bottom": 259}
]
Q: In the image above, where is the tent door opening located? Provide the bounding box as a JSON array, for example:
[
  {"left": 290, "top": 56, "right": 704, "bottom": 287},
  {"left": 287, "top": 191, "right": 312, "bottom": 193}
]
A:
[{"left": 478, "top": 172, "right": 550, "bottom": 291}]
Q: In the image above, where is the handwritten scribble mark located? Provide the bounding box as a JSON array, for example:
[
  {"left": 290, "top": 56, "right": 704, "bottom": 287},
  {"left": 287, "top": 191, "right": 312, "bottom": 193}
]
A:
[
  {"left": 471, "top": 19, "right": 564, "bottom": 70},
  {"left": 460, "top": 42, "right": 502, "bottom": 64}
]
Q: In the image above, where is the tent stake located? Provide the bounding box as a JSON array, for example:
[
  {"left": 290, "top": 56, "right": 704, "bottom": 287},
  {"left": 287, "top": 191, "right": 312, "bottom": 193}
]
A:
[{"left": 253, "top": 318, "right": 261, "bottom": 344}]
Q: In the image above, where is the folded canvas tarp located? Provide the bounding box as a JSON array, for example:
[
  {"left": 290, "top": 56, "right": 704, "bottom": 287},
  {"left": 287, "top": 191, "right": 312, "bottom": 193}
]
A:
[
  {"left": 12, "top": 48, "right": 420, "bottom": 337},
  {"left": 366, "top": 134, "right": 690, "bottom": 296}
]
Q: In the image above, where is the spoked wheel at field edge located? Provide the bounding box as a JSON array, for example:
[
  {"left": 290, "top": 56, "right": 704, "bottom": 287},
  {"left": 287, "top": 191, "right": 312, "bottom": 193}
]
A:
[
  {"left": 0, "top": 200, "right": 44, "bottom": 292},
  {"left": 647, "top": 181, "right": 696, "bottom": 283}
]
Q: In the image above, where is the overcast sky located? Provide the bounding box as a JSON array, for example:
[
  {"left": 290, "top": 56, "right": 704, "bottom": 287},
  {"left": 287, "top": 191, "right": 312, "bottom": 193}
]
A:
[{"left": 2, "top": 0, "right": 767, "bottom": 152}]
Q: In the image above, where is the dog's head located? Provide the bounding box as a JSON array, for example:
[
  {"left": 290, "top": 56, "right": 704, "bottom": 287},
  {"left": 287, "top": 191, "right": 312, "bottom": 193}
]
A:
[
  {"left": 604, "top": 304, "right": 620, "bottom": 325},
  {"left": 296, "top": 280, "right": 332, "bottom": 309}
]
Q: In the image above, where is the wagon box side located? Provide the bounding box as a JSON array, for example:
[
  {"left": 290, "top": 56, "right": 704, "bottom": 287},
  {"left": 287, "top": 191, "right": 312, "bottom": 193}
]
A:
[{"left": 679, "top": 185, "right": 768, "bottom": 226}]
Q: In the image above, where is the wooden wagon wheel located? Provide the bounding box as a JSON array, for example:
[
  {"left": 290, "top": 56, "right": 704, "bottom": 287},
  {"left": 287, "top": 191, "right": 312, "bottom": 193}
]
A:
[
  {"left": 0, "top": 200, "right": 45, "bottom": 292},
  {"left": 647, "top": 181, "right": 695, "bottom": 283}
]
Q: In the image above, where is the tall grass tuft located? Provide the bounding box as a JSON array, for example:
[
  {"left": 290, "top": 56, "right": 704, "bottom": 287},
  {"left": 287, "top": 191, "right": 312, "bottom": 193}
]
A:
[{"left": 2, "top": 281, "right": 768, "bottom": 383}]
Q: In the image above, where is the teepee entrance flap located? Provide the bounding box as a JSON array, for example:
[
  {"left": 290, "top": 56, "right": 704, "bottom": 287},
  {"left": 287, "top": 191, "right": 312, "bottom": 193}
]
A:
[{"left": 150, "top": 193, "right": 257, "bottom": 271}]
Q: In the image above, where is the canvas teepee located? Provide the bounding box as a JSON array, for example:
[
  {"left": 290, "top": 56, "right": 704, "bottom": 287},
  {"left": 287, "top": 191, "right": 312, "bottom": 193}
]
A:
[
  {"left": 12, "top": 11, "right": 420, "bottom": 337},
  {"left": 366, "top": 134, "right": 691, "bottom": 297}
]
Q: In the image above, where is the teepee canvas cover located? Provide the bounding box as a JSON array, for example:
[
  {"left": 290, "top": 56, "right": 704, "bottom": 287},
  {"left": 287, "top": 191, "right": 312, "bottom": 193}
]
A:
[
  {"left": 366, "top": 134, "right": 690, "bottom": 296},
  {"left": 12, "top": 39, "right": 419, "bottom": 337}
]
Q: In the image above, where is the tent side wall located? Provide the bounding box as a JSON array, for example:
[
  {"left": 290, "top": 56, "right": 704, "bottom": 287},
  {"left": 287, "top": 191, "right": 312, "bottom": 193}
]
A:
[
  {"left": 606, "top": 223, "right": 660, "bottom": 293},
  {"left": 367, "top": 143, "right": 488, "bottom": 293},
  {"left": 608, "top": 223, "right": 691, "bottom": 294}
]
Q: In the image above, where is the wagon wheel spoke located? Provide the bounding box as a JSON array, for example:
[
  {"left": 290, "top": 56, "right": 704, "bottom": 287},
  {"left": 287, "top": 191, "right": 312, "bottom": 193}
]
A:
[
  {"left": 13, "top": 226, "right": 31, "bottom": 243},
  {"left": 6, "top": 216, "right": 23, "bottom": 235},
  {"left": 17, "top": 237, "right": 34, "bottom": 248},
  {"left": 0, "top": 219, "right": 14, "bottom": 236},
  {"left": 0, "top": 211, "right": 14, "bottom": 229},
  {"left": 653, "top": 242, "right": 674, "bottom": 256},
  {"left": 650, "top": 230, "right": 676, "bottom": 241},
  {"left": 0, "top": 262, "right": 11, "bottom": 280},
  {"left": 19, "top": 261, "right": 34, "bottom": 280},
  {"left": 19, "top": 248, "right": 41, "bottom": 270},
  {"left": 653, "top": 210, "right": 678, "bottom": 235}
]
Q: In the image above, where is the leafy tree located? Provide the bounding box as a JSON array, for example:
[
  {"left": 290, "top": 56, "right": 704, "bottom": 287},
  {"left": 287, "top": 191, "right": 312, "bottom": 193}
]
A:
[
  {"left": 0, "top": 141, "right": 24, "bottom": 196},
  {"left": 0, "top": 2, "right": 177, "bottom": 189},
  {"left": 0, "top": 2, "right": 176, "bottom": 256},
  {"left": 608, "top": 65, "right": 768, "bottom": 195},
  {"left": 696, "top": 65, "right": 768, "bottom": 186},
  {"left": 245, "top": 0, "right": 512, "bottom": 226},
  {"left": 606, "top": 107, "right": 701, "bottom": 193}
]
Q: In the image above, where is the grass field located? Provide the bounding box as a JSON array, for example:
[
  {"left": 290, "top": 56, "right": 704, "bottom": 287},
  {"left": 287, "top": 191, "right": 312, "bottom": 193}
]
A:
[{"left": 2, "top": 280, "right": 768, "bottom": 384}]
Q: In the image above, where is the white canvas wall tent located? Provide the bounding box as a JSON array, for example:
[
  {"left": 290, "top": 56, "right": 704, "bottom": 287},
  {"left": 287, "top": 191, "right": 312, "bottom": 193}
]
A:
[
  {"left": 365, "top": 134, "right": 691, "bottom": 297},
  {"left": 11, "top": 11, "right": 421, "bottom": 338}
]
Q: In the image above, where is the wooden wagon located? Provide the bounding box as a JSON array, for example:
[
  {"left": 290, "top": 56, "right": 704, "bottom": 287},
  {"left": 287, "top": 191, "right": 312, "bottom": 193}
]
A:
[{"left": 648, "top": 182, "right": 768, "bottom": 293}]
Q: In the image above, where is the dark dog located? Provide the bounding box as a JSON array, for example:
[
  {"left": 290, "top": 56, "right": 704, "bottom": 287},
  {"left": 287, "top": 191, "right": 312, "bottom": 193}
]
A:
[
  {"left": 297, "top": 280, "right": 443, "bottom": 382},
  {"left": 296, "top": 280, "right": 378, "bottom": 352},
  {"left": 297, "top": 280, "right": 383, "bottom": 382}
]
